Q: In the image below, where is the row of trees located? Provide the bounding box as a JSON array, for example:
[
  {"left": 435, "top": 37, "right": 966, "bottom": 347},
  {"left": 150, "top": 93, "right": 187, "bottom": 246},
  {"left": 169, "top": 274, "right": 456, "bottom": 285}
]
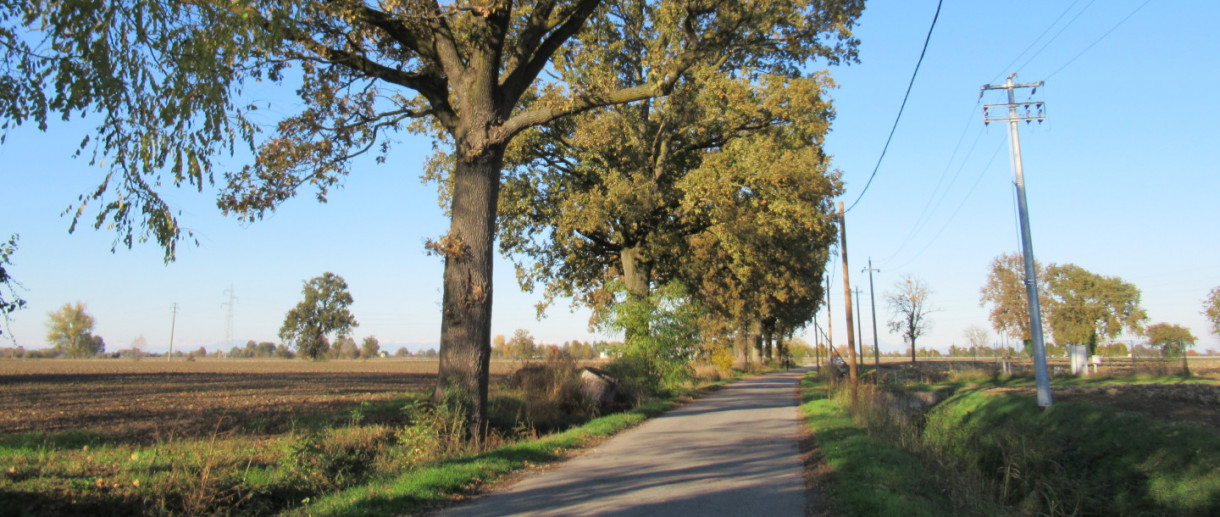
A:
[
  {"left": 491, "top": 330, "right": 612, "bottom": 361},
  {"left": 3, "top": 0, "right": 867, "bottom": 437},
  {"left": 979, "top": 253, "right": 1218, "bottom": 357}
]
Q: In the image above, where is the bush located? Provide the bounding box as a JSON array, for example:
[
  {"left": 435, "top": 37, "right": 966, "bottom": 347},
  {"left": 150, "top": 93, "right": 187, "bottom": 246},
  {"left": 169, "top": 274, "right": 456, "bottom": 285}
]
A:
[{"left": 489, "top": 354, "right": 594, "bottom": 435}]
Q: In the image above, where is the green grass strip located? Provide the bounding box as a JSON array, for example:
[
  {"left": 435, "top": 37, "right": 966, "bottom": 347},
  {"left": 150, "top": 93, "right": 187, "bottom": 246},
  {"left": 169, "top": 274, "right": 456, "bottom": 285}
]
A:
[
  {"left": 798, "top": 375, "right": 956, "bottom": 517},
  {"left": 290, "top": 385, "right": 716, "bottom": 516}
]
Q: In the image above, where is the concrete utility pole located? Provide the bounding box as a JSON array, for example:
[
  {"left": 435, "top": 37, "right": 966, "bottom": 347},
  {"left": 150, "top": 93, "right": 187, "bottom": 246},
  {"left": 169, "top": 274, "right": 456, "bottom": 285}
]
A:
[
  {"left": 853, "top": 287, "right": 864, "bottom": 367},
  {"left": 981, "top": 73, "right": 1052, "bottom": 407},
  {"left": 837, "top": 201, "right": 858, "bottom": 401},
  {"left": 168, "top": 302, "right": 178, "bottom": 361},
  {"left": 222, "top": 284, "right": 238, "bottom": 349},
  {"left": 864, "top": 258, "right": 881, "bottom": 368}
]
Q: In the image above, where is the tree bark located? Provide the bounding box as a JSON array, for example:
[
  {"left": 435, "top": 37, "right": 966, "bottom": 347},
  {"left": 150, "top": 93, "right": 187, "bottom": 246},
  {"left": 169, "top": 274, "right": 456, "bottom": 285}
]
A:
[
  {"left": 620, "top": 244, "right": 651, "bottom": 342},
  {"left": 435, "top": 145, "right": 505, "bottom": 440}
]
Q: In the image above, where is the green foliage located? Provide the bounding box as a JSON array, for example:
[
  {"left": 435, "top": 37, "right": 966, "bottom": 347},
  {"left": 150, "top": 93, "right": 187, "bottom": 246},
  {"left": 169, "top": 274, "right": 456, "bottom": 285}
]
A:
[
  {"left": 504, "top": 329, "right": 538, "bottom": 360},
  {"left": 597, "top": 281, "right": 700, "bottom": 395},
  {"left": 45, "top": 301, "right": 103, "bottom": 357},
  {"left": 360, "top": 336, "right": 380, "bottom": 359},
  {"left": 279, "top": 272, "right": 358, "bottom": 360},
  {"left": 1145, "top": 322, "right": 1197, "bottom": 356},
  {"left": 1045, "top": 263, "right": 1147, "bottom": 355},
  {"left": 0, "top": 234, "right": 24, "bottom": 339},
  {"left": 1205, "top": 286, "right": 1220, "bottom": 336}
]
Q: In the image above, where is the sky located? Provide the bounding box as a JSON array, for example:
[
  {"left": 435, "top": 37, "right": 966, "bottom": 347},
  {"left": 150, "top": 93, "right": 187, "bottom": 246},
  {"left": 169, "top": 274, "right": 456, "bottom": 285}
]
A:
[{"left": 1, "top": 0, "right": 1218, "bottom": 355}]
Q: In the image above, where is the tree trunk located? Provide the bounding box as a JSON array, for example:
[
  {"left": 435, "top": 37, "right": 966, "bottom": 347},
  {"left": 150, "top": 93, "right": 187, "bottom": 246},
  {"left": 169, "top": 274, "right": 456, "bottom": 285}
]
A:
[
  {"left": 435, "top": 145, "right": 505, "bottom": 441},
  {"left": 910, "top": 338, "right": 916, "bottom": 363},
  {"left": 619, "top": 244, "right": 651, "bottom": 343}
]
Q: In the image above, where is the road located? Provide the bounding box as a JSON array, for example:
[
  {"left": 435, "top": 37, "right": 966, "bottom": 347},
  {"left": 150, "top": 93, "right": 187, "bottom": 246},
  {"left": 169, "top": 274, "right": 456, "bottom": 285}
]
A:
[{"left": 437, "top": 366, "right": 812, "bottom": 516}]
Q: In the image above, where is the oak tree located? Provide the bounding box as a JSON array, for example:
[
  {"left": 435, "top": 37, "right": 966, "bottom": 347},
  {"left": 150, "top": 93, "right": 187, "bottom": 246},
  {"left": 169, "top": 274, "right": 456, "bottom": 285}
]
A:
[
  {"left": 1146, "top": 321, "right": 1196, "bottom": 375},
  {"left": 1045, "top": 263, "right": 1146, "bottom": 355},
  {"left": 886, "top": 275, "right": 935, "bottom": 363},
  {"left": 979, "top": 252, "right": 1048, "bottom": 348},
  {"left": 3, "top": 0, "right": 860, "bottom": 437},
  {"left": 280, "top": 272, "right": 358, "bottom": 359}
]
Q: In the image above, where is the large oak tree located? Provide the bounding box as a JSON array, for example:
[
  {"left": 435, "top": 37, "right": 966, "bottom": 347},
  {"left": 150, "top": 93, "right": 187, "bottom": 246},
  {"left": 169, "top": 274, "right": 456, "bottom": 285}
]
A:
[
  {"left": 1044, "top": 263, "right": 1146, "bottom": 355},
  {"left": 2, "top": 0, "right": 861, "bottom": 435}
]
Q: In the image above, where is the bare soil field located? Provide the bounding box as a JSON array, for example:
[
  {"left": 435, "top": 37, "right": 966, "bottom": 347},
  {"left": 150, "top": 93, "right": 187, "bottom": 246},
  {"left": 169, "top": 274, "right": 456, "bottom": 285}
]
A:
[{"left": 0, "top": 359, "right": 521, "bottom": 444}]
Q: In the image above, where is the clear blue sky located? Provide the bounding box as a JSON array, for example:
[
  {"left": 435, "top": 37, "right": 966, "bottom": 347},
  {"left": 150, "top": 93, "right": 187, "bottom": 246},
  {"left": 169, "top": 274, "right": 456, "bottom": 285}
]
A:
[{"left": 2, "top": 0, "right": 1217, "bottom": 354}]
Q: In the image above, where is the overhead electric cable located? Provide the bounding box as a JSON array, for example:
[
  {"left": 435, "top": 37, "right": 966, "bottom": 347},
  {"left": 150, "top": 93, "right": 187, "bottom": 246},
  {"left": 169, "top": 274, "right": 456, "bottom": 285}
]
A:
[
  {"left": 1012, "top": 0, "right": 1099, "bottom": 76},
  {"left": 1047, "top": 0, "right": 1153, "bottom": 79},
  {"left": 844, "top": 0, "right": 943, "bottom": 212},
  {"left": 988, "top": 0, "right": 1085, "bottom": 84}
]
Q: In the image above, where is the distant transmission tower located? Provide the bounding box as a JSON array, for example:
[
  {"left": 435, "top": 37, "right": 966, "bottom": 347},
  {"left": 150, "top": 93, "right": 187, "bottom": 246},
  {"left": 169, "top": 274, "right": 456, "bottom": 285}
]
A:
[{"left": 222, "top": 284, "right": 238, "bottom": 348}]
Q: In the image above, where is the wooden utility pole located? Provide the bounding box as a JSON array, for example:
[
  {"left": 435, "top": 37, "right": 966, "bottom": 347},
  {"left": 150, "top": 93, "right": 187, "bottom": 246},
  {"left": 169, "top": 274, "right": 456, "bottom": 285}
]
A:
[
  {"left": 825, "top": 276, "right": 833, "bottom": 367},
  {"left": 838, "top": 202, "right": 858, "bottom": 403}
]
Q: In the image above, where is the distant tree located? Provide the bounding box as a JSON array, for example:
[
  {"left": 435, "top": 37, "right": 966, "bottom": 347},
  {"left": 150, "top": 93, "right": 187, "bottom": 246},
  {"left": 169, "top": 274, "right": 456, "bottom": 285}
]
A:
[
  {"left": 394, "top": 347, "right": 411, "bottom": 358},
  {"left": 129, "top": 335, "right": 148, "bottom": 359},
  {"left": 1146, "top": 322, "right": 1197, "bottom": 375},
  {"left": 964, "top": 325, "right": 990, "bottom": 356},
  {"left": 979, "top": 253, "right": 1048, "bottom": 351},
  {"left": 46, "top": 302, "right": 103, "bottom": 357},
  {"left": 279, "top": 272, "right": 358, "bottom": 360},
  {"left": 361, "top": 336, "right": 380, "bottom": 359},
  {"left": 491, "top": 334, "right": 507, "bottom": 358},
  {"left": 1205, "top": 286, "right": 1220, "bottom": 336},
  {"left": 0, "top": 235, "right": 25, "bottom": 340},
  {"left": 332, "top": 335, "right": 360, "bottom": 359},
  {"left": 886, "top": 275, "right": 936, "bottom": 363},
  {"left": 505, "top": 329, "right": 537, "bottom": 360},
  {"left": 256, "top": 341, "right": 277, "bottom": 357},
  {"left": 1045, "top": 264, "right": 1147, "bottom": 356}
]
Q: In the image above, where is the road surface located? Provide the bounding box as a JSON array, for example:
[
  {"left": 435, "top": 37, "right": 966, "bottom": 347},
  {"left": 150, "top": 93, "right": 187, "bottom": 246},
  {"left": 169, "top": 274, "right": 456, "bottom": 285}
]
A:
[{"left": 438, "top": 366, "right": 812, "bottom": 516}]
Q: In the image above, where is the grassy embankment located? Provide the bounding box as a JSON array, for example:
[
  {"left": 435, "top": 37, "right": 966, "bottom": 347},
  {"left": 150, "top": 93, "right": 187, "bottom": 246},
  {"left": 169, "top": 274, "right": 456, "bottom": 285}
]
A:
[
  {"left": 801, "top": 367, "right": 1220, "bottom": 516},
  {"left": 0, "top": 360, "right": 738, "bottom": 516}
]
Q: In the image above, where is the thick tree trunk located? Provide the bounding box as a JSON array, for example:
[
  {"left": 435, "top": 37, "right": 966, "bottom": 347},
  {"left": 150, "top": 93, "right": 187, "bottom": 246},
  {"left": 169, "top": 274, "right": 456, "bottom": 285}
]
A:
[
  {"left": 435, "top": 146, "right": 505, "bottom": 440},
  {"left": 620, "top": 244, "right": 651, "bottom": 342}
]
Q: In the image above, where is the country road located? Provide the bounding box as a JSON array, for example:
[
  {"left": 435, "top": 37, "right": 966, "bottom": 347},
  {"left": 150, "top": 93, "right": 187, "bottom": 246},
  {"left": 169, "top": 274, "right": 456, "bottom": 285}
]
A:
[{"left": 437, "top": 366, "right": 812, "bottom": 516}]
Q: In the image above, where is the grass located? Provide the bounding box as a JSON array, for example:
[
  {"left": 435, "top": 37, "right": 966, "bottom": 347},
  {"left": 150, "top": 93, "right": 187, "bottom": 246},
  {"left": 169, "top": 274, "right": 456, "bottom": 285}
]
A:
[{"left": 802, "top": 364, "right": 1220, "bottom": 516}]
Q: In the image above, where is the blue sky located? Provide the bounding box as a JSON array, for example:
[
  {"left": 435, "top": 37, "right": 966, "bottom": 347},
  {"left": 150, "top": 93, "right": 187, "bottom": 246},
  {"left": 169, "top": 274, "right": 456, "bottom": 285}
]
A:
[{"left": 2, "top": 0, "right": 1217, "bottom": 354}]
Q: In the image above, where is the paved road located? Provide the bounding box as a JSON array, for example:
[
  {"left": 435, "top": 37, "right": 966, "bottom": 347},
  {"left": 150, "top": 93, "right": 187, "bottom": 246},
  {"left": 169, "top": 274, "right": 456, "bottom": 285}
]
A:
[{"left": 438, "top": 367, "right": 812, "bottom": 517}]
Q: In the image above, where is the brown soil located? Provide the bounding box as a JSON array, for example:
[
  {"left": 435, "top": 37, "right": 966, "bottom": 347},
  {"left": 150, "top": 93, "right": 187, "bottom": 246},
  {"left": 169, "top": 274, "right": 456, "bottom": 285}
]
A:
[
  {"left": 1051, "top": 383, "right": 1220, "bottom": 429},
  {"left": 0, "top": 358, "right": 521, "bottom": 444}
]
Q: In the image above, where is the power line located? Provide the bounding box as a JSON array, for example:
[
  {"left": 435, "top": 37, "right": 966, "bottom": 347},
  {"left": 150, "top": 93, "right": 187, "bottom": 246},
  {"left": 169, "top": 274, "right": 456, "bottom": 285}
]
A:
[
  {"left": 988, "top": 0, "right": 1086, "bottom": 84},
  {"left": 844, "top": 0, "right": 943, "bottom": 212},
  {"left": 1047, "top": 0, "right": 1153, "bottom": 79},
  {"left": 1013, "top": 0, "right": 1099, "bottom": 75}
]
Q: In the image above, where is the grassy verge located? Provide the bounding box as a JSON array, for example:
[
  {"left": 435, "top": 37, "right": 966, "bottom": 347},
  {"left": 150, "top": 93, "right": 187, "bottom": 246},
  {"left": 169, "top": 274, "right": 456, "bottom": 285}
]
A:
[
  {"left": 798, "top": 372, "right": 1001, "bottom": 517},
  {"left": 802, "top": 366, "right": 1220, "bottom": 516}
]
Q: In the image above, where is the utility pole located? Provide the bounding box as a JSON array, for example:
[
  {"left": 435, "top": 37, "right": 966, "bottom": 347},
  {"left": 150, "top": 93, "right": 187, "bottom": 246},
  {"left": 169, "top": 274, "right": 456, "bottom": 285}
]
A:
[
  {"left": 222, "top": 284, "right": 237, "bottom": 349},
  {"left": 838, "top": 202, "right": 858, "bottom": 403},
  {"left": 813, "top": 321, "right": 821, "bottom": 368},
  {"left": 853, "top": 287, "right": 865, "bottom": 368},
  {"left": 864, "top": 258, "right": 881, "bottom": 368},
  {"left": 168, "top": 302, "right": 178, "bottom": 361},
  {"left": 982, "top": 73, "right": 1052, "bottom": 407},
  {"left": 825, "top": 276, "right": 833, "bottom": 366}
]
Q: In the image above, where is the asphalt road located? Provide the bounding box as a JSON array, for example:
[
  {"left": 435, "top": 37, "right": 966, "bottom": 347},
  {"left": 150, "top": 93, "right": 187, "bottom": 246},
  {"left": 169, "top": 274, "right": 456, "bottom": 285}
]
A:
[{"left": 437, "top": 366, "right": 812, "bottom": 516}]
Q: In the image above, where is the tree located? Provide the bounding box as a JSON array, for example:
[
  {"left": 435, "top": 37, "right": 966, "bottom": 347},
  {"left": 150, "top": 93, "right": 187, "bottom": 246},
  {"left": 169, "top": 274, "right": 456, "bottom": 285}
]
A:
[
  {"left": 1146, "top": 322, "right": 1197, "bottom": 376},
  {"left": 1205, "top": 286, "right": 1220, "bottom": 336},
  {"left": 979, "top": 252, "right": 1048, "bottom": 350},
  {"left": 1045, "top": 264, "right": 1147, "bottom": 356},
  {"left": 886, "top": 275, "right": 935, "bottom": 363},
  {"left": 361, "top": 336, "right": 380, "bottom": 359},
  {"left": 491, "top": 334, "right": 507, "bottom": 358},
  {"left": 964, "top": 325, "right": 990, "bottom": 356},
  {"left": 46, "top": 302, "right": 103, "bottom": 357},
  {"left": 505, "top": 329, "right": 537, "bottom": 360},
  {"left": 331, "top": 335, "right": 360, "bottom": 359},
  {"left": 4, "top": 0, "right": 861, "bottom": 438},
  {"left": 0, "top": 235, "right": 24, "bottom": 340},
  {"left": 279, "top": 272, "right": 358, "bottom": 359}
]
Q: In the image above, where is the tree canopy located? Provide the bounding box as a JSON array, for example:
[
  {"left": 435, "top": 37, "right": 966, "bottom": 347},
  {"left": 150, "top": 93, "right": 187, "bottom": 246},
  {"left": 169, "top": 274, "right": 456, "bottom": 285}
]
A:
[
  {"left": 0, "top": 235, "right": 23, "bottom": 340},
  {"left": 979, "top": 252, "right": 1047, "bottom": 345},
  {"left": 1145, "top": 322, "right": 1196, "bottom": 357},
  {"left": 1205, "top": 286, "right": 1220, "bottom": 336},
  {"left": 46, "top": 301, "right": 103, "bottom": 357},
  {"left": 1044, "top": 263, "right": 1146, "bottom": 355},
  {"left": 279, "top": 272, "right": 358, "bottom": 359}
]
